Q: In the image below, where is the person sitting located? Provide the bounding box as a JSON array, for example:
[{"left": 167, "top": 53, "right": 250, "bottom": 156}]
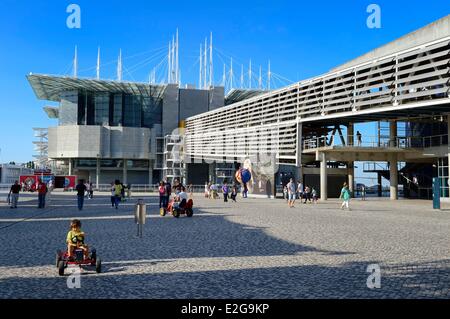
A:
[
  {"left": 175, "top": 187, "right": 188, "bottom": 211},
  {"left": 66, "top": 219, "right": 89, "bottom": 260}
]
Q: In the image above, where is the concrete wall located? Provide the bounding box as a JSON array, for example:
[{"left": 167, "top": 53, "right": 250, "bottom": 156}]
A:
[
  {"left": 332, "top": 14, "right": 450, "bottom": 72},
  {"left": 208, "top": 86, "right": 225, "bottom": 111},
  {"left": 48, "top": 125, "right": 150, "bottom": 159},
  {"left": 162, "top": 84, "right": 179, "bottom": 136},
  {"left": 179, "top": 89, "right": 209, "bottom": 120}
]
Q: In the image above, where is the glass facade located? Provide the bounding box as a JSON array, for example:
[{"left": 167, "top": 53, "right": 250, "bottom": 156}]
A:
[
  {"left": 438, "top": 157, "right": 449, "bottom": 198},
  {"left": 94, "top": 93, "right": 110, "bottom": 126},
  {"left": 123, "top": 95, "right": 142, "bottom": 127},
  {"left": 75, "top": 91, "right": 162, "bottom": 129}
]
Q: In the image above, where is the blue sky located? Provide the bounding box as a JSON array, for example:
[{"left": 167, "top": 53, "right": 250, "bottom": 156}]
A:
[{"left": 0, "top": 0, "right": 449, "bottom": 178}]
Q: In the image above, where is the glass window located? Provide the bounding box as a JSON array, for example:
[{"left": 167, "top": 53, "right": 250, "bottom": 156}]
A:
[
  {"left": 94, "top": 93, "right": 110, "bottom": 126},
  {"left": 113, "top": 94, "right": 123, "bottom": 126},
  {"left": 123, "top": 95, "right": 141, "bottom": 127},
  {"left": 142, "top": 96, "right": 162, "bottom": 129}
]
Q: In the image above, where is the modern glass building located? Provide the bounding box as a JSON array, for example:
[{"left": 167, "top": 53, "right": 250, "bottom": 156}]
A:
[{"left": 27, "top": 74, "right": 224, "bottom": 185}]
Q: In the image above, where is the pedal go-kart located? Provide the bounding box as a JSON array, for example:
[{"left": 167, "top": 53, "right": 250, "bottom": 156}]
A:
[
  {"left": 160, "top": 198, "right": 194, "bottom": 218},
  {"left": 56, "top": 248, "right": 101, "bottom": 276}
]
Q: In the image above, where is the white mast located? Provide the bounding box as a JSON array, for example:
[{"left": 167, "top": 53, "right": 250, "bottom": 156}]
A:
[
  {"left": 168, "top": 41, "right": 171, "bottom": 83},
  {"left": 259, "top": 65, "right": 262, "bottom": 89},
  {"left": 222, "top": 63, "right": 226, "bottom": 87},
  {"left": 209, "top": 32, "right": 213, "bottom": 87},
  {"left": 176, "top": 29, "right": 179, "bottom": 84},
  {"left": 230, "top": 57, "right": 233, "bottom": 90},
  {"left": 203, "top": 37, "right": 207, "bottom": 89},
  {"left": 267, "top": 60, "right": 271, "bottom": 90},
  {"left": 172, "top": 36, "right": 175, "bottom": 84},
  {"left": 199, "top": 44, "right": 203, "bottom": 89},
  {"left": 240, "top": 64, "right": 244, "bottom": 88},
  {"left": 117, "top": 49, "right": 122, "bottom": 81},
  {"left": 248, "top": 59, "right": 252, "bottom": 89},
  {"left": 73, "top": 46, "right": 78, "bottom": 78},
  {"left": 96, "top": 47, "right": 100, "bottom": 80}
]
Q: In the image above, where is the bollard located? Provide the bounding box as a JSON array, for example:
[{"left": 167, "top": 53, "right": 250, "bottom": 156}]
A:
[{"left": 134, "top": 199, "right": 146, "bottom": 237}]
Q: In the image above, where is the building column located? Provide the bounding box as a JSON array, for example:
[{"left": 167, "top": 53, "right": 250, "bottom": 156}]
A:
[
  {"left": 96, "top": 158, "right": 100, "bottom": 190},
  {"left": 377, "top": 173, "right": 382, "bottom": 197},
  {"left": 347, "top": 162, "right": 354, "bottom": 193},
  {"left": 148, "top": 160, "right": 153, "bottom": 186},
  {"left": 123, "top": 159, "right": 128, "bottom": 185},
  {"left": 390, "top": 155, "right": 398, "bottom": 200},
  {"left": 348, "top": 123, "right": 354, "bottom": 146},
  {"left": 68, "top": 159, "right": 72, "bottom": 176},
  {"left": 389, "top": 120, "right": 397, "bottom": 147},
  {"left": 320, "top": 152, "right": 328, "bottom": 200}
]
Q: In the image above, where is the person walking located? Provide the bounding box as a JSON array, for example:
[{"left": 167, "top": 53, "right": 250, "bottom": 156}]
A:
[
  {"left": 230, "top": 185, "right": 238, "bottom": 202},
  {"left": 164, "top": 180, "right": 172, "bottom": 208},
  {"left": 76, "top": 180, "right": 87, "bottom": 211},
  {"left": 242, "top": 183, "right": 248, "bottom": 198},
  {"left": 89, "top": 182, "right": 94, "bottom": 199},
  {"left": 37, "top": 180, "right": 48, "bottom": 209},
  {"left": 204, "top": 182, "right": 209, "bottom": 198},
  {"left": 361, "top": 185, "right": 366, "bottom": 201},
  {"left": 311, "top": 187, "right": 318, "bottom": 204},
  {"left": 112, "top": 180, "right": 123, "bottom": 209},
  {"left": 9, "top": 180, "right": 21, "bottom": 209},
  {"left": 287, "top": 178, "right": 296, "bottom": 208},
  {"left": 158, "top": 181, "right": 166, "bottom": 209},
  {"left": 340, "top": 182, "right": 351, "bottom": 211},
  {"left": 110, "top": 182, "right": 115, "bottom": 208},
  {"left": 222, "top": 182, "right": 229, "bottom": 202},
  {"left": 297, "top": 181, "right": 304, "bottom": 200},
  {"left": 303, "top": 186, "right": 312, "bottom": 204}
]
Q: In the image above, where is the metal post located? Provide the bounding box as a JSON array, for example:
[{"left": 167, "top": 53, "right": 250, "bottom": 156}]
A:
[
  {"left": 96, "top": 157, "right": 100, "bottom": 190},
  {"left": 348, "top": 162, "right": 354, "bottom": 193},
  {"left": 320, "top": 152, "right": 328, "bottom": 200}
]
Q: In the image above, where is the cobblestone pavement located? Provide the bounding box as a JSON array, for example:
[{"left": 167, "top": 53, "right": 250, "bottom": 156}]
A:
[{"left": 0, "top": 192, "right": 449, "bottom": 299}]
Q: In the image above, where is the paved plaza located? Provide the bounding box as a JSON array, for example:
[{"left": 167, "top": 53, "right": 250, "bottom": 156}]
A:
[{"left": 0, "top": 191, "right": 449, "bottom": 299}]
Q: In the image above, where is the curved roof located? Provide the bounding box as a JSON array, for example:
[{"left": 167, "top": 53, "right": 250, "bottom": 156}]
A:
[{"left": 27, "top": 74, "right": 167, "bottom": 102}]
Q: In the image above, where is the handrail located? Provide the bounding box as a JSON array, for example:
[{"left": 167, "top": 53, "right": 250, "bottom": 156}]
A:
[{"left": 303, "top": 134, "right": 448, "bottom": 151}]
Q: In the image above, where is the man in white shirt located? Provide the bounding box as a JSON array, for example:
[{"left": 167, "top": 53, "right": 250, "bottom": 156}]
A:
[{"left": 175, "top": 187, "right": 188, "bottom": 210}]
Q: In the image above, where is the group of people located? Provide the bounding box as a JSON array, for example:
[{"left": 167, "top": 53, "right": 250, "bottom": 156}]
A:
[
  {"left": 7, "top": 179, "right": 51, "bottom": 209},
  {"left": 204, "top": 182, "right": 240, "bottom": 202},
  {"left": 158, "top": 179, "right": 190, "bottom": 211},
  {"left": 284, "top": 179, "right": 318, "bottom": 208}
]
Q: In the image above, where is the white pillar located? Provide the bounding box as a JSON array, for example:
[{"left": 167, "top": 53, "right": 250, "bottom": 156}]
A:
[
  {"left": 149, "top": 160, "right": 153, "bottom": 186},
  {"left": 123, "top": 159, "right": 128, "bottom": 185},
  {"left": 96, "top": 158, "right": 100, "bottom": 190},
  {"left": 348, "top": 162, "right": 354, "bottom": 193},
  {"left": 68, "top": 159, "right": 72, "bottom": 176},
  {"left": 320, "top": 152, "right": 327, "bottom": 200},
  {"left": 390, "top": 120, "right": 397, "bottom": 147},
  {"left": 390, "top": 155, "right": 398, "bottom": 200}
]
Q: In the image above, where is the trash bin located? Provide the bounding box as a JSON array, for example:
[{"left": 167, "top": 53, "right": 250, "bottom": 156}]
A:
[{"left": 135, "top": 199, "right": 146, "bottom": 225}]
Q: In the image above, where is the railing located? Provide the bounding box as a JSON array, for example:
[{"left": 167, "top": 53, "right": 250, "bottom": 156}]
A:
[
  {"left": 363, "top": 162, "right": 405, "bottom": 172},
  {"left": 303, "top": 134, "right": 448, "bottom": 151}
]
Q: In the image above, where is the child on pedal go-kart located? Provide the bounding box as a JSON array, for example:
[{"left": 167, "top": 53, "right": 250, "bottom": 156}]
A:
[{"left": 66, "top": 219, "right": 89, "bottom": 260}]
